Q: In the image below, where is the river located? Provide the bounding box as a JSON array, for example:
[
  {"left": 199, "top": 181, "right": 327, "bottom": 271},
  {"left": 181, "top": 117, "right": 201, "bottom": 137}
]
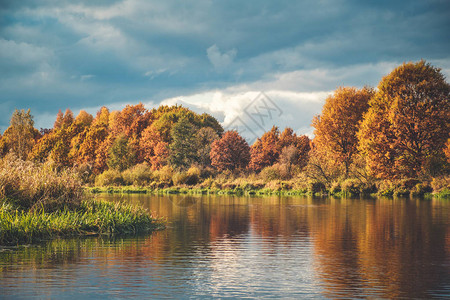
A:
[{"left": 1, "top": 195, "right": 449, "bottom": 298}]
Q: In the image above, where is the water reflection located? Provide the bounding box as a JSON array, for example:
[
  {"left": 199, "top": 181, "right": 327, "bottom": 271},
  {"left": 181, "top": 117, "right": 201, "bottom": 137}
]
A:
[{"left": 0, "top": 195, "right": 449, "bottom": 298}]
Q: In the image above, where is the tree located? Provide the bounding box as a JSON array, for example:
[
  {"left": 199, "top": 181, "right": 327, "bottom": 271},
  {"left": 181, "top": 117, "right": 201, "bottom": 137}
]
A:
[
  {"left": 111, "top": 103, "right": 151, "bottom": 138},
  {"left": 312, "top": 87, "right": 373, "bottom": 177},
  {"left": 196, "top": 127, "right": 219, "bottom": 167},
  {"left": 151, "top": 141, "right": 170, "bottom": 170},
  {"left": 69, "top": 110, "right": 94, "bottom": 164},
  {"left": 210, "top": 131, "right": 250, "bottom": 171},
  {"left": 5, "top": 109, "right": 37, "bottom": 160},
  {"left": 107, "top": 134, "right": 136, "bottom": 171},
  {"left": 169, "top": 117, "right": 198, "bottom": 169},
  {"left": 279, "top": 145, "right": 299, "bottom": 177},
  {"left": 75, "top": 107, "right": 109, "bottom": 170},
  {"left": 249, "top": 126, "right": 281, "bottom": 171},
  {"left": 358, "top": 60, "right": 450, "bottom": 178},
  {"left": 279, "top": 127, "right": 311, "bottom": 169},
  {"left": 53, "top": 110, "right": 64, "bottom": 129},
  {"left": 54, "top": 109, "right": 74, "bottom": 129}
]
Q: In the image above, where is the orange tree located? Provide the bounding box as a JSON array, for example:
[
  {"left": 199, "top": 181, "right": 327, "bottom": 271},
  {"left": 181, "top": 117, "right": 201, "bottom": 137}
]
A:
[
  {"left": 358, "top": 60, "right": 450, "bottom": 178},
  {"left": 249, "top": 126, "right": 281, "bottom": 171},
  {"left": 312, "top": 87, "right": 373, "bottom": 177},
  {"left": 210, "top": 131, "right": 250, "bottom": 171}
]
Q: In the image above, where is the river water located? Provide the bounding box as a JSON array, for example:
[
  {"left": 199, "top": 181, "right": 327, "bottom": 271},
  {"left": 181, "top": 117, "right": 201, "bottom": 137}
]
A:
[{"left": 1, "top": 195, "right": 449, "bottom": 299}]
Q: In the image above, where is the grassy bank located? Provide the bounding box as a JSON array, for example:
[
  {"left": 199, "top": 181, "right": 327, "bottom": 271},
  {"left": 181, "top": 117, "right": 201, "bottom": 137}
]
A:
[
  {"left": 0, "top": 199, "right": 164, "bottom": 246},
  {"left": 0, "top": 154, "right": 164, "bottom": 246},
  {"left": 90, "top": 163, "right": 449, "bottom": 199},
  {"left": 85, "top": 183, "right": 449, "bottom": 199}
]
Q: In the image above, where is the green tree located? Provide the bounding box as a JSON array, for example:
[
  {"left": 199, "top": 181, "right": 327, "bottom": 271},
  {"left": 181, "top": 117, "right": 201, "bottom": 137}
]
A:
[
  {"left": 169, "top": 117, "right": 198, "bottom": 169},
  {"left": 107, "top": 134, "right": 136, "bottom": 171},
  {"left": 196, "top": 127, "right": 219, "bottom": 167}
]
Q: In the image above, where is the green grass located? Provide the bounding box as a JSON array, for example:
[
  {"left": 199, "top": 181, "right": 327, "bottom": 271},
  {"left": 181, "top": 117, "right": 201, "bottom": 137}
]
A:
[{"left": 0, "top": 199, "right": 165, "bottom": 246}]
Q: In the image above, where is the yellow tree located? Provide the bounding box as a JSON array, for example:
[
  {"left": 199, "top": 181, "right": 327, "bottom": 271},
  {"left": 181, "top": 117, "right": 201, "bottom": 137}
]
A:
[
  {"left": 358, "top": 61, "right": 450, "bottom": 178},
  {"left": 312, "top": 87, "right": 373, "bottom": 177},
  {"left": 3, "top": 109, "right": 39, "bottom": 160}
]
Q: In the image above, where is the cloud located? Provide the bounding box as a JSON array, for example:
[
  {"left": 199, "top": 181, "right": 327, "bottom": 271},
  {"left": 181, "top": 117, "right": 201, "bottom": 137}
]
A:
[
  {"left": 1, "top": 0, "right": 449, "bottom": 133},
  {"left": 158, "top": 86, "right": 330, "bottom": 143},
  {"left": 207, "top": 44, "right": 237, "bottom": 72}
]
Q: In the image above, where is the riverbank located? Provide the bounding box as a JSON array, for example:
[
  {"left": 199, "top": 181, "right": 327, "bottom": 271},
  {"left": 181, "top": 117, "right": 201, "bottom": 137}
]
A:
[
  {"left": 0, "top": 198, "right": 165, "bottom": 246},
  {"left": 85, "top": 182, "right": 449, "bottom": 199},
  {"left": 0, "top": 155, "right": 164, "bottom": 246},
  {"left": 90, "top": 165, "right": 449, "bottom": 198}
]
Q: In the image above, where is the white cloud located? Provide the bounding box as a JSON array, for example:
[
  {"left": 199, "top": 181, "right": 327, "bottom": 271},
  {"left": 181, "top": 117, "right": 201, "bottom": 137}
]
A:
[{"left": 159, "top": 87, "right": 329, "bottom": 143}]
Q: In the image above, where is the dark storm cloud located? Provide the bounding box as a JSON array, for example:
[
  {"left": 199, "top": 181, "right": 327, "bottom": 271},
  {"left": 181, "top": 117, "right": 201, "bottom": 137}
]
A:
[{"left": 0, "top": 0, "right": 449, "bottom": 131}]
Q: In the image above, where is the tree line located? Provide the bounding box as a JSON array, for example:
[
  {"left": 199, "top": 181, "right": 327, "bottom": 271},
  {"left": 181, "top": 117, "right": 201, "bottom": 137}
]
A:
[{"left": 0, "top": 60, "right": 448, "bottom": 189}]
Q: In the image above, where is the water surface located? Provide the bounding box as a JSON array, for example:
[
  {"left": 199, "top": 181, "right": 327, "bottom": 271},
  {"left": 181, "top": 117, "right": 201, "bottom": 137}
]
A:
[{"left": 1, "top": 195, "right": 449, "bottom": 298}]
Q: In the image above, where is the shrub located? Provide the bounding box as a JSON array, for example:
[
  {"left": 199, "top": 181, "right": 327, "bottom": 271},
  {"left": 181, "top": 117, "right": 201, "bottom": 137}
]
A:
[
  {"left": 341, "top": 178, "right": 361, "bottom": 195},
  {"left": 185, "top": 166, "right": 201, "bottom": 185},
  {"left": 411, "top": 183, "right": 432, "bottom": 197},
  {"left": 431, "top": 175, "right": 450, "bottom": 193},
  {"left": 330, "top": 181, "right": 341, "bottom": 195},
  {"left": 122, "top": 164, "right": 153, "bottom": 186},
  {"left": 308, "top": 181, "right": 326, "bottom": 194},
  {"left": 0, "top": 154, "right": 83, "bottom": 211},
  {"left": 73, "top": 163, "right": 94, "bottom": 185},
  {"left": 172, "top": 171, "right": 189, "bottom": 186},
  {"left": 260, "top": 165, "right": 283, "bottom": 182},
  {"left": 154, "top": 165, "right": 173, "bottom": 185},
  {"left": 95, "top": 169, "right": 124, "bottom": 187}
]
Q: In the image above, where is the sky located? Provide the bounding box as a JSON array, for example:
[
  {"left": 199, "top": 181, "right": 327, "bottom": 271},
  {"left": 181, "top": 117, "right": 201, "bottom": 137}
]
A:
[{"left": 1, "top": 0, "right": 449, "bottom": 141}]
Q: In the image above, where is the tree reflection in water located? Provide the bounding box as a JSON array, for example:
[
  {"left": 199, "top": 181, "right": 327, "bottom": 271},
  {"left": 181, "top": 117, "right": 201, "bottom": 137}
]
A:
[{"left": 0, "top": 195, "right": 448, "bottom": 299}]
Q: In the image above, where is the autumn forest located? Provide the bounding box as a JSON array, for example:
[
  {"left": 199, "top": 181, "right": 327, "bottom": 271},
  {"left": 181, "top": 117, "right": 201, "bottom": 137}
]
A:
[{"left": 1, "top": 60, "right": 449, "bottom": 197}]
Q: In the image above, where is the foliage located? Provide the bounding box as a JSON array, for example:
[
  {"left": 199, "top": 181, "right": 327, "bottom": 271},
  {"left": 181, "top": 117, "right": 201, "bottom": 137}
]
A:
[
  {"left": 249, "top": 126, "right": 281, "bottom": 171},
  {"left": 95, "top": 169, "right": 124, "bottom": 187},
  {"left": 2, "top": 61, "right": 448, "bottom": 195},
  {"left": 2, "top": 109, "right": 38, "bottom": 160},
  {"left": 169, "top": 117, "right": 199, "bottom": 169},
  {"left": 196, "top": 127, "right": 219, "bottom": 167},
  {"left": 358, "top": 60, "right": 450, "bottom": 179},
  {"left": 210, "top": 131, "right": 251, "bottom": 171},
  {"left": 107, "top": 134, "right": 136, "bottom": 171},
  {"left": 312, "top": 87, "right": 373, "bottom": 176},
  {"left": 305, "top": 147, "right": 342, "bottom": 185},
  {"left": 122, "top": 164, "right": 153, "bottom": 186}
]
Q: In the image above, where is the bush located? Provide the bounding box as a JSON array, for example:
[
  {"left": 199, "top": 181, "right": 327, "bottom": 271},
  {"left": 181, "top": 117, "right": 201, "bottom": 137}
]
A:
[
  {"left": 341, "top": 178, "right": 361, "bottom": 195},
  {"left": 73, "top": 163, "right": 94, "bottom": 185},
  {"left": 308, "top": 181, "right": 326, "bottom": 194},
  {"left": 377, "top": 180, "right": 395, "bottom": 196},
  {"left": 411, "top": 183, "right": 432, "bottom": 197},
  {"left": 95, "top": 169, "right": 124, "bottom": 187},
  {"left": 172, "top": 171, "right": 189, "bottom": 186},
  {"left": 431, "top": 175, "right": 450, "bottom": 193},
  {"left": 0, "top": 154, "right": 83, "bottom": 211},
  {"left": 260, "top": 165, "right": 283, "bottom": 182},
  {"left": 186, "top": 166, "right": 201, "bottom": 185},
  {"left": 154, "top": 165, "right": 173, "bottom": 185},
  {"left": 330, "top": 181, "right": 341, "bottom": 195},
  {"left": 122, "top": 164, "right": 153, "bottom": 186}
]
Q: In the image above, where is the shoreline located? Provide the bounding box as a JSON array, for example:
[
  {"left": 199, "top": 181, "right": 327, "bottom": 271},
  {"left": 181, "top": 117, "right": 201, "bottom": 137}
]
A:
[
  {"left": 0, "top": 198, "right": 165, "bottom": 246},
  {"left": 86, "top": 185, "right": 450, "bottom": 199}
]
